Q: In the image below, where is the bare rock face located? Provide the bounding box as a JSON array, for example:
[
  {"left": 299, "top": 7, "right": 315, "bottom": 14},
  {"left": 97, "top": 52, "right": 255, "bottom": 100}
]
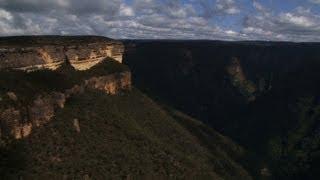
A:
[
  {"left": 65, "top": 85, "right": 85, "bottom": 98},
  {"left": 0, "top": 93, "right": 65, "bottom": 139},
  {"left": 0, "top": 71, "right": 131, "bottom": 140},
  {"left": 52, "top": 92, "right": 66, "bottom": 109},
  {"left": 66, "top": 42, "right": 124, "bottom": 70},
  {"left": 226, "top": 57, "right": 257, "bottom": 102},
  {"left": 0, "top": 108, "right": 33, "bottom": 139},
  {"left": 1, "top": 108, "right": 23, "bottom": 139},
  {"left": 0, "top": 92, "right": 65, "bottom": 139},
  {"left": 226, "top": 57, "right": 246, "bottom": 82},
  {"left": 84, "top": 71, "right": 131, "bottom": 94},
  {"left": 6, "top": 92, "right": 18, "bottom": 101},
  {"left": 29, "top": 95, "right": 57, "bottom": 127},
  {"left": 0, "top": 37, "right": 130, "bottom": 140},
  {"left": 73, "top": 119, "right": 81, "bottom": 133},
  {"left": 0, "top": 46, "right": 65, "bottom": 71},
  {"left": 0, "top": 36, "right": 124, "bottom": 71}
]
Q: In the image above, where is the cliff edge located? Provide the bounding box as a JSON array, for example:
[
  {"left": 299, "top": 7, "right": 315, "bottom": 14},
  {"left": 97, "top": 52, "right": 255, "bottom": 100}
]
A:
[
  {"left": 0, "top": 36, "right": 124, "bottom": 71},
  {"left": 0, "top": 37, "right": 252, "bottom": 180},
  {"left": 0, "top": 36, "right": 130, "bottom": 140}
]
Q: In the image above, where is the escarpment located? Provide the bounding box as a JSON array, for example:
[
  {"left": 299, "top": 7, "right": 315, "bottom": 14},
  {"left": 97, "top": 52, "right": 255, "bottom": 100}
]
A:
[
  {"left": 0, "top": 36, "right": 124, "bottom": 71},
  {"left": 0, "top": 71, "right": 131, "bottom": 140},
  {"left": 123, "top": 40, "right": 320, "bottom": 179},
  {"left": 0, "top": 36, "right": 131, "bottom": 140}
]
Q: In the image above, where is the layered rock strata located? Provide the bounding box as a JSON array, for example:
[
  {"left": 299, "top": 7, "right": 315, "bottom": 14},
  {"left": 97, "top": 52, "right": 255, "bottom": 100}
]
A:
[
  {"left": 0, "top": 71, "right": 131, "bottom": 139},
  {"left": 0, "top": 36, "right": 124, "bottom": 71}
]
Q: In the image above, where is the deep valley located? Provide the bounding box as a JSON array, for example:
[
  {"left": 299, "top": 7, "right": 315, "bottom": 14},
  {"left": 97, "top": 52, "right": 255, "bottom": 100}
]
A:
[{"left": 0, "top": 36, "right": 320, "bottom": 179}]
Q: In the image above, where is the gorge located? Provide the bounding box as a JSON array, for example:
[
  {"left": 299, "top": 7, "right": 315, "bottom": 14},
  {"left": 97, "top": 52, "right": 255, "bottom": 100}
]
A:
[
  {"left": 1, "top": 36, "right": 320, "bottom": 179},
  {"left": 124, "top": 40, "right": 320, "bottom": 179},
  {"left": 0, "top": 36, "right": 253, "bottom": 180}
]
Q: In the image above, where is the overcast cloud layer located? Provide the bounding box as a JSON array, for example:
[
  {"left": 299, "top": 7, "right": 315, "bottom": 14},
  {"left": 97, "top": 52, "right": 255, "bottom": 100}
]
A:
[{"left": 0, "top": 0, "right": 320, "bottom": 41}]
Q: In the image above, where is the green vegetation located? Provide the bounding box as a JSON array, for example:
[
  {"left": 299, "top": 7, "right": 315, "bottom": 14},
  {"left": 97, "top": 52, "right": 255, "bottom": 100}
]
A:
[
  {"left": 231, "top": 79, "right": 256, "bottom": 101},
  {"left": 0, "top": 59, "right": 250, "bottom": 179},
  {"left": 268, "top": 97, "right": 320, "bottom": 179},
  {"left": 123, "top": 40, "right": 320, "bottom": 179},
  {"left": 0, "top": 58, "right": 129, "bottom": 104},
  {"left": 1, "top": 89, "right": 251, "bottom": 179}
]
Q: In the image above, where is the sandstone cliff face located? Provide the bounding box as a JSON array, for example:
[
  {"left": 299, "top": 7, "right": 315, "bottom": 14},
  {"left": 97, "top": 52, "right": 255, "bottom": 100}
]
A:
[
  {"left": 0, "top": 37, "right": 124, "bottom": 71},
  {"left": 0, "top": 36, "right": 130, "bottom": 140},
  {"left": 226, "top": 57, "right": 257, "bottom": 102},
  {"left": 84, "top": 71, "right": 131, "bottom": 95},
  {"left": 0, "top": 71, "right": 131, "bottom": 139}
]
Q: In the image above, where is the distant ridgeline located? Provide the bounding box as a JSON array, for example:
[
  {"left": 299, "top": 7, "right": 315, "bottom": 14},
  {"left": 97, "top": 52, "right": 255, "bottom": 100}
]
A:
[
  {"left": 0, "top": 36, "right": 124, "bottom": 71},
  {"left": 123, "top": 40, "right": 320, "bottom": 180},
  {"left": 0, "top": 37, "right": 253, "bottom": 180}
]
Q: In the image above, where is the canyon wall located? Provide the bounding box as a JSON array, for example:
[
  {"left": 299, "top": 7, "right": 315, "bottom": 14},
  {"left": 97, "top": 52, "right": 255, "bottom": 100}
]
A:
[
  {"left": 123, "top": 40, "right": 320, "bottom": 180},
  {"left": 0, "top": 36, "right": 124, "bottom": 71},
  {"left": 0, "top": 71, "right": 131, "bottom": 139},
  {"left": 0, "top": 36, "right": 130, "bottom": 140},
  {"left": 123, "top": 40, "right": 320, "bottom": 144}
]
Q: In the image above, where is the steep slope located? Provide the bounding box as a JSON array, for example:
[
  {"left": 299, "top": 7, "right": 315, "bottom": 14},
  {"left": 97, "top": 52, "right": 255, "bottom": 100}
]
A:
[
  {"left": 0, "top": 57, "right": 251, "bottom": 179},
  {"left": 123, "top": 40, "right": 320, "bottom": 179},
  {"left": 1, "top": 89, "right": 251, "bottom": 179},
  {"left": 0, "top": 59, "right": 131, "bottom": 140}
]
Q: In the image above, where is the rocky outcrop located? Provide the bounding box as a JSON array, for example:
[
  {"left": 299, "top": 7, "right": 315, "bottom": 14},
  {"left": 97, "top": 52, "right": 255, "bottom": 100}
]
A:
[
  {"left": 0, "top": 71, "right": 131, "bottom": 139},
  {"left": 226, "top": 57, "right": 257, "bottom": 102},
  {"left": 84, "top": 71, "right": 131, "bottom": 95},
  {"left": 0, "top": 108, "right": 29, "bottom": 139},
  {"left": 29, "top": 94, "right": 62, "bottom": 128},
  {"left": 0, "top": 36, "right": 124, "bottom": 71},
  {"left": 65, "top": 42, "right": 124, "bottom": 70},
  {"left": 0, "top": 93, "right": 66, "bottom": 139},
  {"left": 0, "top": 36, "right": 130, "bottom": 140},
  {"left": 73, "top": 119, "right": 81, "bottom": 133}
]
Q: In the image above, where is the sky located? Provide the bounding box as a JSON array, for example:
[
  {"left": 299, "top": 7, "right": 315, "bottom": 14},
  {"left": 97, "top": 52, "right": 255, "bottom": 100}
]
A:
[{"left": 0, "top": 0, "right": 320, "bottom": 41}]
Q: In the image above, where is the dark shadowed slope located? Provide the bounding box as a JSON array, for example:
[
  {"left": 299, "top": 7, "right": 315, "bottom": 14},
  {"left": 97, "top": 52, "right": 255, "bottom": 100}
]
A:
[
  {"left": 1, "top": 89, "right": 251, "bottom": 179},
  {"left": 0, "top": 59, "right": 251, "bottom": 179},
  {"left": 123, "top": 40, "right": 320, "bottom": 179}
]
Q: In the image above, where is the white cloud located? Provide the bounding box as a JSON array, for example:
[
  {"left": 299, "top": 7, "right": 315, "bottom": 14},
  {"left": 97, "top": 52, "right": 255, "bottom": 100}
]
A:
[
  {"left": 120, "top": 3, "right": 135, "bottom": 17},
  {"left": 253, "top": 1, "right": 265, "bottom": 12},
  {"left": 279, "top": 13, "right": 315, "bottom": 28},
  {"left": 0, "top": 0, "right": 319, "bottom": 41},
  {"left": 198, "top": 0, "right": 240, "bottom": 17},
  {"left": 0, "top": 9, "right": 12, "bottom": 20},
  {"left": 216, "top": 0, "right": 240, "bottom": 14},
  {"left": 242, "top": 3, "right": 320, "bottom": 41},
  {"left": 225, "top": 30, "right": 238, "bottom": 35},
  {"left": 310, "top": 0, "right": 320, "bottom": 4}
]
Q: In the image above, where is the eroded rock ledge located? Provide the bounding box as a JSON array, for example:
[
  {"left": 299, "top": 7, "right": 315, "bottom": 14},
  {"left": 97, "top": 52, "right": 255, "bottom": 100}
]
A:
[
  {"left": 0, "top": 71, "right": 131, "bottom": 139},
  {"left": 0, "top": 36, "right": 124, "bottom": 71},
  {"left": 226, "top": 57, "right": 257, "bottom": 102}
]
